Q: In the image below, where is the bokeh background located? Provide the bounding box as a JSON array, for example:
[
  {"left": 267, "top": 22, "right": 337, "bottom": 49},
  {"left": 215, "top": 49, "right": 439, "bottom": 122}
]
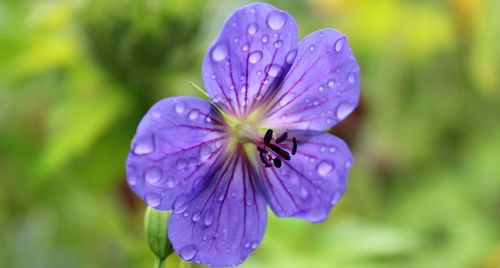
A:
[{"left": 1, "top": 0, "right": 499, "bottom": 267}]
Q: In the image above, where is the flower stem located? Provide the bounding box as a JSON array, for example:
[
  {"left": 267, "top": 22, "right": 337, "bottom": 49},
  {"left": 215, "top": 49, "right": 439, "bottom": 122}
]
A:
[{"left": 154, "top": 256, "right": 166, "bottom": 268}]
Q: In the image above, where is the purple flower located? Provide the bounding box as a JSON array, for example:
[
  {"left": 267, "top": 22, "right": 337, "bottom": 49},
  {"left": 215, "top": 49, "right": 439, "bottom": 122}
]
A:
[{"left": 126, "top": 2, "right": 359, "bottom": 266}]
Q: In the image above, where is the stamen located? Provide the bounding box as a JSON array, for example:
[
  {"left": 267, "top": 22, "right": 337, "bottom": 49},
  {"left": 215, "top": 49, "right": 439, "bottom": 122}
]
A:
[
  {"left": 259, "top": 152, "right": 273, "bottom": 167},
  {"left": 264, "top": 129, "right": 273, "bottom": 145},
  {"left": 273, "top": 158, "right": 282, "bottom": 168},
  {"left": 257, "top": 146, "right": 268, "bottom": 154},
  {"left": 276, "top": 132, "right": 288, "bottom": 144},
  {"left": 268, "top": 144, "right": 291, "bottom": 160},
  {"left": 292, "top": 137, "right": 298, "bottom": 155}
]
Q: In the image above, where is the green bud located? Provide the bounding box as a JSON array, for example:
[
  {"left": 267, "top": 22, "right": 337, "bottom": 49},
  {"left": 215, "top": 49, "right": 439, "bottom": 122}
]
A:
[{"left": 144, "top": 206, "right": 173, "bottom": 263}]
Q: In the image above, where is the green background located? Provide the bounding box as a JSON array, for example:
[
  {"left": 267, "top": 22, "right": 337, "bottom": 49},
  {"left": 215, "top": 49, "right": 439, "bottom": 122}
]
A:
[{"left": 1, "top": 0, "right": 499, "bottom": 267}]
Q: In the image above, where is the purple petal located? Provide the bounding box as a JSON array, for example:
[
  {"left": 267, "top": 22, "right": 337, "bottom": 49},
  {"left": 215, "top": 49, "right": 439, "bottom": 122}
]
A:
[
  {"left": 126, "top": 96, "right": 228, "bottom": 210},
  {"left": 202, "top": 2, "right": 298, "bottom": 117},
  {"left": 262, "top": 29, "right": 360, "bottom": 130},
  {"left": 256, "top": 130, "right": 352, "bottom": 222},
  {"left": 168, "top": 151, "right": 267, "bottom": 266}
]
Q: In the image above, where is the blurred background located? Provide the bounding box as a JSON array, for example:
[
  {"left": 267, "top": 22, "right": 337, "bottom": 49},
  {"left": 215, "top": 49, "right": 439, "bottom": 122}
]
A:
[{"left": 1, "top": 0, "right": 499, "bottom": 267}]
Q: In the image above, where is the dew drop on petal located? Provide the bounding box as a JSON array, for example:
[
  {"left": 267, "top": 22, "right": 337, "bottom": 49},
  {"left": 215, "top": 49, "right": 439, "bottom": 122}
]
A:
[
  {"left": 285, "top": 49, "right": 297, "bottom": 64},
  {"left": 203, "top": 208, "right": 214, "bottom": 226},
  {"left": 248, "top": 51, "right": 263, "bottom": 64},
  {"left": 318, "top": 86, "right": 324, "bottom": 92},
  {"left": 330, "top": 190, "right": 342, "bottom": 205},
  {"left": 279, "top": 93, "right": 296, "bottom": 107},
  {"left": 334, "top": 38, "right": 345, "bottom": 52},
  {"left": 172, "top": 194, "right": 190, "bottom": 214},
  {"left": 240, "top": 84, "right": 247, "bottom": 93},
  {"left": 317, "top": 161, "right": 334, "bottom": 176},
  {"left": 188, "top": 110, "right": 199, "bottom": 120},
  {"left": 133, "top": 135, "right": 154, "bottom": 155},
  {"left": 247, "top": 23, "right": 258, "bottom": 35},
  {"left": 127, "top": 169, "right": 138, "bottom": 186},
  {"left": 267, "top": 11, "right": 287, "bottom": 30},
  {"left": 336, "top": 102, "right": 355, "bottom": 120},
  {"left": 241, "top": 43, "right": 249, "bottom": 52},
  {"left": 273, "top": 40, "right": 283, "bottom": 48},
  {"left": 211, "top": 43, "right": 228, "bottom": 62},
  {"left": 309, "top": 45, "right": 315, "bottom": 52},
  {"left": 250, "top": 241, "right": 259, "bottom": 249},
  {"left": 176, "top": 159, "right": 187, "bottom": 170},
  {"left": 261, "top": 35, "right": 269, "bottom": 43},
  {"left": 348, "top": 72, "right": 356, "bottom": 84},
  {"left": 166, "top": 177, "right": 175, "bottom": 188},
  {"left": 266, "top": 64, "right": 283, "bottom": 77},
  {"left": 145, "top": 192, "right": 161, "bottom": 208},
  {"left": 180, "top": 245, "right": 198, "bottom": 261},
  {"left": 145, "top": 166, "right": 162, "bottom": 184},
  {"left": 327, "top": 79, "right": 335, "bottom": 88},
  {"left": 175, "top": 102, "right": 186, "bottom": 114},
  {"left": 192, "top": 211, "right": 201, "bottom": 222},
  {"left": 345, "top": 160, "right": 352, "bottom": 169}
]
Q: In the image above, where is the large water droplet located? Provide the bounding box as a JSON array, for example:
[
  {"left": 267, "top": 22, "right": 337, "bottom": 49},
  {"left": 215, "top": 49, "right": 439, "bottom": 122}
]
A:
[
  {"left": 188, "top": 110, "right": 199, "bottom": 120},
  {"left": 180, "top": 245, "right": 198, "bottom": 261},
  {"left": 175, "top": 102, "right": 186, "bottom": 114},
  {"left": 211, "top": 43, "right": 228, "bottom": 62},
  {"left": 203, "top": 208, "right": 214, "bottom": 226},
  {"left": 267, "top": 11, "right": 286, "bottom": 30},
  {"left": 172, "top": 194, "right": 190, "bottom": 214},
  {"left": 279, "top": 93, "right": 296, "bottom": 107},
  {"left": 248, "top": 51, "right": 263, "bottom": 64},
  {"left": 133, "top": 135, "right": 154, "bottom": 155},
  {"left": 145, "top": 192, "right": 161, "bottom": 207},
  {"left": 247, "top": 23, "right": 258, "bottom": 35},
  {"left": 265, "top": 64, "right": 283, "bottom": 77},
  {"left": 317, "top": 161, "right": 334, "bottom": 176},
  {"left": 285, "top": 49, "right": 297, "bottom": 64},
  {"left": 145, "top": 166, "right": 162, "bottom": 184},
  {"left": 336, "top": 102, "right": 355, "bottom": 120},
  {"left": 334, "top": 38, "right": 345, "bottom": 52}
]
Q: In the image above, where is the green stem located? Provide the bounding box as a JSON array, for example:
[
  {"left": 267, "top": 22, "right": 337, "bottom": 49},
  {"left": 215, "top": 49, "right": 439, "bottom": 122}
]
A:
[{"left": 154, "top": 256, "right": 166, "bottom": 268}]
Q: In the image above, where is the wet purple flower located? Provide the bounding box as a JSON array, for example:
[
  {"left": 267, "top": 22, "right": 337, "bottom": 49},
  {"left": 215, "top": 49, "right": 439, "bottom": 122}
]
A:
[{"left": 126, "top": 2, "right": 359, "bottom": 266}]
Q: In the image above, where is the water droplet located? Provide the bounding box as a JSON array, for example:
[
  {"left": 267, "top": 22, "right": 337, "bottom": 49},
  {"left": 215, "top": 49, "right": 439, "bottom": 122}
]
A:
[
  {"left": 211, "top": 43, "right": 228, "bottom": 62},
  {"left": 263, "top": 79, "right": 269, "bottom": 85},
  {"left": 188, "top": 110, "right": 199, "bottom": 120},
  {"left": 348, "top": 72, "right": 356, "bottom": 84},
  {"left": 180, "top": 245, "right": 197, "bottom": 261},
  {"left": 247, "top": 23, "right": 258, "bottom": 35},
  {"left": 166, "top": 177, "right": 175, "bottom": 188},
  {"left": 345, "top": 160, "right": 352, "bottom": 169},
  {"left": 248, "top": 51, "right": 263, "bottom": 64},
  {"left": 200, "top": 146, "right": 212, "bottom": 162},
  {"left": 309, "top": 45, "right": 315, "bottom": 51},
  {"left": 330, "top": 147, "right": 336, "bottom": 153},
  {"left": 152, "top": 111, "right": 161, "bottom": 119},
  {"left": 240, "top": 84, "right": 247, "bottom": 93},
  {"left": 313, "top": 100, "right": 320, "bottom": 106},
  {"left": 265, "top": 64, "right": 283, "bottom": 77},
  {"left": 327, "top": 79, "right": 335, "bottom": 88},
  {"left": 244, "top": 242, "right": 250, "bottom": 248},
  {"left": 261, "top": 35, "right": 269, "bottom": 43},
  {"left": 330, "top": 190, "right": 342, "bottom": 205},
  {"left": 250, "top": 241, "right": 258, "bottom": 249},
  {"left": 203, "top": 209, "right": 214, "bottom": 226},
  {"left": 176, "top": 159, "right": 187, "bottom": 170},
  {"left": 183, "top": 211, "right": 189, "bottom": 217},
  {"left": 173, "top": 194, "right": 190, "bottom": 214},
  {"left": 285, "top": 49, "right": 297, "bottom": 64},
  {"left": 133, "top": 135, "right": 154, "bottom": 155},
  {"left": 279, "top": 92, "right": 295, "bottom": 107},
  {"left": 145, "top": 192, "right": 161, "bottom": 207},
  {"left": 145, "top": 166, "right": 162, "bottom": 184},
  {"left": 336, "top": 102, "right": 355, "bottom": 120},
  {"left": 127, "top": 172, "right": 137, "bottom": 186},
  {"left": 267, "top": 11, "right": 287, "bottom": 30},
  {"left": 320, "top": 147, "right": 326, "bottom": 152},
  {"left": 273, "top": 40, "right": 283, "bottom": 48},
  {"left": 300, "top": 187, "right": 309, "bottom": 198},
  {"left": 317, "top": 161, "right": 334, "bottom": 176},
  {"left": 334, "top": 38, "right": 345, "bottom": 52},
  {"left": 241, "top": 43, "right": 249, "bottom": 52},
  {"left": 233, "top": 37, "right": 239, "bottom": 43},
  {"left": 175, "top": 102, "right": 186, "bottom": 114},
  {"left": 318, "top": 86, "right": 324, "bottom": 92}
]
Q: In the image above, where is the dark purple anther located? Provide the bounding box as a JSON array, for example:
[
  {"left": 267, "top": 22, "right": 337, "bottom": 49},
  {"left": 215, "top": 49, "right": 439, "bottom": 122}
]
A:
[
  {"left": 264, "top": 129, "right": 273, "bottom": 145},
  {"left": 273, "top": 158, "right": 282, "bottom": 168},
  {"left": 259, "top": 152, "right": 273, "bottom": 167},
  {"left": 292, "top": 137, "right": 298, "bottom": 155},
  {"left": 268, "top": 144, "right": 291, "bottom": 160},
  {"left": 276, "top": 132, "right": 288, "bottom": 144}
]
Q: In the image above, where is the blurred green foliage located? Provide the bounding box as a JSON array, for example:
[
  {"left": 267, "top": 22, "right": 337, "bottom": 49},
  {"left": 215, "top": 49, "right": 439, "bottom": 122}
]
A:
[{"left": 0, "top": 0, "right": 499, "bottom": 267}]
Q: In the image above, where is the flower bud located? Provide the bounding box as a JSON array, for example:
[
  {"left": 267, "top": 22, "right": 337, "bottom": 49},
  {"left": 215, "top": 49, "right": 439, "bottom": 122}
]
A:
[{"left": 144, "top": 206, "right": 173, "bottom": 261}]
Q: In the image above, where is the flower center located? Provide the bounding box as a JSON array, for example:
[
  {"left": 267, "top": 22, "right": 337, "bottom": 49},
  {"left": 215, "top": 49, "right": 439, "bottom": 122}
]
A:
[{"left": 256, "top": 129, "right": 298, "bottom": 168}]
